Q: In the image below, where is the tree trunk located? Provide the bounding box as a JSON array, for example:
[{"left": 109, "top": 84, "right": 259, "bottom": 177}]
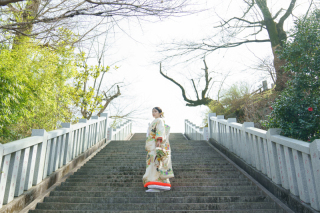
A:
[
  {"left": 13, "top": 0, "right": 41, "bottom": 46},
  {"left": 256, "top": 0, "right": 295, "bottom": 91},
  {"left": 272, "top": 45, "right": 288, "bottom": 91}
]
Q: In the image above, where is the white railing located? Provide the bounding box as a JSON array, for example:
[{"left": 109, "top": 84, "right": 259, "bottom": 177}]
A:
[
  {"left": 184, "top": 119, "right": 209, "bottom": 141},
  {"left": 107, "top": 120, "right": 132, "bottom": 141},
  {"left": 203, "top": 113, "right": 320, "bottom": 211},
  {"left": 0, "top": 113, "right": 132, "bottom": 208}
]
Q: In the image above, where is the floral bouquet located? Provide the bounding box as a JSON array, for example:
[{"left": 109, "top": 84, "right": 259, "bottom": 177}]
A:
[{"left": 156, "top": 147, "right": 167, "bottom": 161}]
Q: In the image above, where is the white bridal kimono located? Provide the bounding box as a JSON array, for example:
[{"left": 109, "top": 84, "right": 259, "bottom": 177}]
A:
[{"left": 143, "top": 118, "right": 174, "bottom": 187}]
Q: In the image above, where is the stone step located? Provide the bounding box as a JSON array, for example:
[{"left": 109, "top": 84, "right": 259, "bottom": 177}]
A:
[
  {"left": 90, "top": 157, "right": 225, "bottom": 160},
  {"left": 30, "top": 210, "right": 284, "bottom": 213},
  {"left": 83, "top": 163, "right": 229, "bottom": 166},
  {"left": 49, "top": 190, "right": 263, "bottom": 198},
  {"left": 43, "top": 195, "right": 272, "bottom": 204},
  {"left": 34, "top": 202, "right": 278, "bottom": 211},
  {"left": 54, "top": 185, "right": 258, "bottom": 192},
  {"left": 67, "top": 174, "right": 243, "bottom": 179},
  {"left": 73, "top": 171, "right": 241, "bottom": 176},
  {"left": 65, "top": 177, "right": 247, "bottom": 183},
  {"left": 83, "top": 161, "right": 229, "bottom": 164},
  {"left": 60, "top": 181, "right": 252, "bottom": 187},
  {"left": 79, "top": 165, "right": 234, "bottom": 170},
  {"left": 72, "top": 171, "right": 238, "bottom": 176},
  {"left": 74, "top": 169, "right": 238, "bottom": 174}
]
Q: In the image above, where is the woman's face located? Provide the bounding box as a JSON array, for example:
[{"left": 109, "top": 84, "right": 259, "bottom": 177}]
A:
[{"left": 152, "top": 108, "right": 160, "bottom": 118}]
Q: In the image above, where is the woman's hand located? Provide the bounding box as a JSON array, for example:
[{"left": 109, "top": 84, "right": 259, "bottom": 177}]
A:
[{"left": 156, "top": 139, "right": 161, "bottom": 147}]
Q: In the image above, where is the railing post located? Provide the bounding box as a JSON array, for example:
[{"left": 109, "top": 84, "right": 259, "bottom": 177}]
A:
[
  {"left": 101, "top": 113, "right": 109, "bottom": 139},
  {"left": 91, "top": 116, "right": 99, "bottom": 144},
  {"left": 309, "top": 139, "right": 320, "bottom": 210},
  {"left": 242, "top": 122, "right": 254, "bottom": 165},
  {"left": 227, "top": 118, "right": 236, "bottom": 152},
  {"left": 107, "top": 127, "right": 113, "bottom": 140},
  {"left": 31, "top": 129, "right": 48, "bottom": 185},
  {"left": 61, "top": 123, "right": 74, "bottom": 164},
  {"left": 266, "top": 128, "right": 282, "bottom": 184},
  {"left": 121, "top": 124, "right": 124, "bottom": 140},
  {"left": 113, "top": 128, "right": 116, "bottom": 140},
  {"left": 216, "top": 115, "right": 224, "bottom": 144},
  {"left": 0, "top": 144, "right": 5, "bottom": 207},
  {"left": 184, "top": 119, "right": 187, "bottom": 136},
  {"left": 203, "top": 127, "right": 209, "bottom": 141},
  {"left": 207, "top": 113, "right": 216, "bottom": 139},
  {"left": 79, "top": 119, "right": 89, "bottom": 151}
]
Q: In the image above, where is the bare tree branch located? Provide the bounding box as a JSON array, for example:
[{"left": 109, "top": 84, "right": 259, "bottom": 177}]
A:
[
  {"left": 97, "top": 85, "right": 121, "bottom": 117},
  {"left": 201, "top": 59, "right": 212, "bottom": 99},
  {"left": 0, "top": 0, "right": 191, "bottom": 46},
  {"left": 278, "top": 0, "right": 297, "bottom": 27},
  {"left": 0, "top": 0, "right": 24, "bottom": 6},
  {"left": 191, "top": 79, "right": 199, "bottom": 100},
  {"left": 160, "top": 60, "right": 215, "bottom": 107}
]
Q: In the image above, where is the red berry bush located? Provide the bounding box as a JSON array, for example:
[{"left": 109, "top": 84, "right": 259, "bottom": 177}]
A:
[{"left": 266, "top": 10, "right": 320, "bottom": 142}]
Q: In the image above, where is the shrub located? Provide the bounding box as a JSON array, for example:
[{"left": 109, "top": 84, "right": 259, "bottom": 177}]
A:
[{"left": 266, "top": 10, "right": 320, "bottom": 142}]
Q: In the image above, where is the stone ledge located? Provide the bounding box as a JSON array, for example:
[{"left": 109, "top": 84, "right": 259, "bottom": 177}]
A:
[
  {"left": 209, "top": 138, "right": 319, "bottom": 213},
  {"left": 0, "top": 138, "right": 109, "bottom": 213}
]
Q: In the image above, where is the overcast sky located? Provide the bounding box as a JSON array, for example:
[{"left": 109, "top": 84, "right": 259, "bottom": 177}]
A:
[{"left": 85, "top": 0, "right": 315, "bottom": 133}]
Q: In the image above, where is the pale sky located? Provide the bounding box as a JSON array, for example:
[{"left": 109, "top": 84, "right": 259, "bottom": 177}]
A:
[{"left": 84, "top": 0, "right": 315, "bottom": 133}]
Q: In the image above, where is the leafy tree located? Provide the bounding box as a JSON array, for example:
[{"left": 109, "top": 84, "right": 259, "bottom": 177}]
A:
[
  {"left": 72, "top": 53, "right": 121, "bottom": 120},
  {"left": 203, "top": 82, "right": 251, "bottom": 126},
  {"left": 267, "top": 9, "right": 320, "bottom": 142},
  {"left": 0, "top": 29, "right": 77, "bottom": 143}
]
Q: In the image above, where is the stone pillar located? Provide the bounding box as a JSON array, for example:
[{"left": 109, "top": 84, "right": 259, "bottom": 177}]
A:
[
  {"left": 61, "top": 123, "right": 74, "bottom": 164},
  {"left": 262, "top": 80, "right": 268, "bottom": 91},
  {"left": 241, "top": 122, "right": 254, "bottom": 163},
  {"left": 91, "top": 116, "right": 99, "bottom": 144},
  {"left": 309, "top": 139, "right": 320, "bottom": 210},
  {"left": 266, "top": 128, "right": 282, "bottom": 184},
  {"left": 31, "top": 129, "right": 48, "bottom": 185},
  {"left": 203, "top": 127, "right": 209, "bottom": 141},
  {"left": 227, "top": 118, "right": 236, "bottom": 152},
  {"left": 107, "top": 127, "right": 113, "bottom": 140},
  {"left": 216, "top": 115, "right": 224, "bottom": 144},
  {"left": 79, "top": 119, "right": 89, "bottom": 151},
  {"left": 207, "top": 113, "right": 216, "bottom": 139}
]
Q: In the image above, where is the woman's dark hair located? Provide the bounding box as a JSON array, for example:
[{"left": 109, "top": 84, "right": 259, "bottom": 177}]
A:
[{"left": 153, "top": 107, "right": 164, "bottom": 117}]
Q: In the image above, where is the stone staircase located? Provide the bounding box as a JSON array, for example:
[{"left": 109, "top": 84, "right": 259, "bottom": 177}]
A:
[{"left": 29, "top": 133, "right": 287, "bottom": 212}]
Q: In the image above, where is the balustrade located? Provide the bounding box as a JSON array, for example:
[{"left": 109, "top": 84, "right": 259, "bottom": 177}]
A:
[
  {"left": 185, "top": 113, "right": 320, "bottom": 211},
  {"left": 0, "top": 113, "right": 132, "bottom": 208}
]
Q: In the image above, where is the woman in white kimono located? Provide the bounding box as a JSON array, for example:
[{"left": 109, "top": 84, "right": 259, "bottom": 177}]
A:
[{"left": 143, "top": 107, "right": 174, "bottom": 192}]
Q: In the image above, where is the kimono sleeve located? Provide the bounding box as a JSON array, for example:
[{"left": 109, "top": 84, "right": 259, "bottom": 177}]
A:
[{"left": 155, "top": 119, "right": 165, "bottom": 142}]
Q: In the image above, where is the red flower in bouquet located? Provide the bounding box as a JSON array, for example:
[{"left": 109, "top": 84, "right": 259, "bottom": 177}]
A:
[{"left": 308, "top": 107, "right": 313, "bottom": 112}]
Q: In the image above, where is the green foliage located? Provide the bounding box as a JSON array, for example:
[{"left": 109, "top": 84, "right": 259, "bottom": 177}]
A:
[
  {"left": 220, "top": 83, "right": 250, "bottom": 120},
  {"left": 0, "top": 30, "right": 77, "bottom": 143},
  {"left": 72, "top": 53, "right": 117, "bottom": 119},
  {"left": 266, "top": 10, "right": 320, "bottom": 142},
  {"left": 203, "top": 82, "right": 251, "bottom": 126},
  {"left": 244, "top": 89, "right": 279, "bottom": 129}
]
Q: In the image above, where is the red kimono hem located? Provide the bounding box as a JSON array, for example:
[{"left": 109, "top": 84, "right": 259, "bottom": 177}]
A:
[{"left": 144, "top": 181, "right": 171, "bottom": 188}]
